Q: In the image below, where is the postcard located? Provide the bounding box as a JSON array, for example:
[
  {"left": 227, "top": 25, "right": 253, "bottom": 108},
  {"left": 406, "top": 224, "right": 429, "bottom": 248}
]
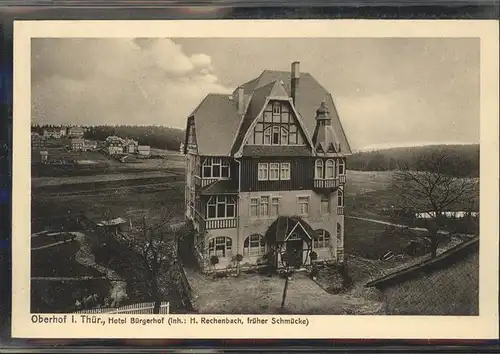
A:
[{"left": 11, "top": 20, "right": 499, "bottom": 339}]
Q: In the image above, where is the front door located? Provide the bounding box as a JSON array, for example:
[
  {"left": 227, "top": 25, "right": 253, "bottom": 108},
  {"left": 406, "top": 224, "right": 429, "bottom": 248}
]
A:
[{"left": 285, "top": 239, "right": 303, "bottom": 268}]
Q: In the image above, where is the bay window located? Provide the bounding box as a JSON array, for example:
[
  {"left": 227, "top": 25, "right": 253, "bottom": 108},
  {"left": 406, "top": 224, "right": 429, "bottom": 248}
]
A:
[
  {"left": 338, "top": 159, "right": 345, "bottom": 175},
  {"left": 325, "top": 159, "right": 335, "bottom": 179},
  {"left": 315, "top": 160, "right": 324, "bottom": 179}
]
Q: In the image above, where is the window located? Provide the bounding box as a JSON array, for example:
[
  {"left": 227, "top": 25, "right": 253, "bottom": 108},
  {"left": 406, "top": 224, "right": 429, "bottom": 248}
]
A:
[
  {"left": 260, "top": 196, "right": 269, "bottom": 217},
  {"left": 264, "top": 128, "right": 271, "bottom": 145},
  {"left": 271, "top": 197, "right": 280, "bottom": 216},
  {"left": 281, "top": 127, "right": 289, "bottom": 145},
  {"left": 315, "top": 160, "right": 324, "bottom": 179},
  {"left": 206, "top": 196, "right": 236, "bottom": 219},
  {"left": 298, "top": 196, "right": 310, "bottom": 216},
  {"left": 338, "top": 159, "right": 345, "bottom": 175},
  {"left": 258, "top": 162, "right": 289, "bottom": 181},
  {"left": 244, "top": 234, "right": 266, "bottom": 257},
  {"left": 202, "top": 158, "right": 230, "bottom": 178},
  {"left": 337, "top": 223, "right": 342, "bottom": 247},
  {"left": 258, "top": 163, "right": 269, "bottom": 180},
  {"left": 314, "top": 229, "right": 331, "bottom": 249},
  {"left": 263, "top": 126, "right": 290, "bottom": 146},
  {"left": 208, "top": 237, "right": 232, "bottom": 258},
  {"left": 250, "top": 198, "right": 258, "bottom": 217},
  {"left": 326, "top": 159, "right": 335, "bottom": 179},
  {"left": 320, "top": 195, "right": 330, "bottom": 214},
  {"left": 269, "top": 163, "right": 280, "bottom": 180},
  {"left": 272, "top": 126, "right": 280, "bottom": 144},
  {"left": 289, "top": 124, "right": 298, "bottom": 145},
  {"left": 280, "top": 163, "right": 291, "bottom": 180},
  {"left": 272, "top": 102, "right": 281, "bottom": 114},
  {"left": 337, "top": 189, "right": 344, "bottom": 207}
]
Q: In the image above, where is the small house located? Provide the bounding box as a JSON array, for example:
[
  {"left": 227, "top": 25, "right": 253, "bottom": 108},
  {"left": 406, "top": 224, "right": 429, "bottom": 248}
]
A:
[
  {"left": 138, "top": 145, "right": 151, "bottom": 157},
  {"left": 68, "top": 126, "right": 84, "bottom": 139},
  {"left": 31, "top": 133, "right": 46, "bottom": 149},
  {"left": 124, "top": 139, "right": 139, "bottom": 154},
  {"left": 71, "top": 138, "right": 84, "bottom": 151},
  {"left": 83, "top": 140, "right": 97, "bottom": 151},
  {"left": 43, "top": 129, "right": 62, "bottom": 139}
]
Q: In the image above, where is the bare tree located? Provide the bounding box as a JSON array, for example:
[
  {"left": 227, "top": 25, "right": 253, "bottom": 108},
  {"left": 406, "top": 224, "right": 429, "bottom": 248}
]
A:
[
  {"left": 118, "top": 207, "right": 181, "bottom": 314},
  {"left": 393, "top": 150, "right": 478, "bottom": 258}
]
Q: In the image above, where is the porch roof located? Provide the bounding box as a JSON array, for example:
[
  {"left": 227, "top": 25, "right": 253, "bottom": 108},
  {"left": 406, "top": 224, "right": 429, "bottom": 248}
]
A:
[{"left": 265, "top": 216, "right": 316, "bottom": 244}]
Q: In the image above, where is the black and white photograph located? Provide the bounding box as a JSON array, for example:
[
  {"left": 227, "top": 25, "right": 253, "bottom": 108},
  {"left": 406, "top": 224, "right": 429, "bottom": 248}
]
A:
[{"left": 12, "top": 20, "right": 499, "bottom": 339}]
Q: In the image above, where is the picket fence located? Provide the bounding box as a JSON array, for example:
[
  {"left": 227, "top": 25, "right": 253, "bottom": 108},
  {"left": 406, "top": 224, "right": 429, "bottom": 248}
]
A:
[{"left": 75, "top": 301, "right": 170, "bottom": 315}]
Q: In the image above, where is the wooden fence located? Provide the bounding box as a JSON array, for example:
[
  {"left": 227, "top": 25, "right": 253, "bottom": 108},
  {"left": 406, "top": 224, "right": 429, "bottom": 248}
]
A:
[{"left": 75, "top": 301, "right": 170, "bottom": 315}]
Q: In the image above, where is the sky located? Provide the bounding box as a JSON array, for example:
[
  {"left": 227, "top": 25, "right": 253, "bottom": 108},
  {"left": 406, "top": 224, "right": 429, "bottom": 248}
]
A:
[{"left": 31, "top": 37, "right": 479, "bottom": 151}]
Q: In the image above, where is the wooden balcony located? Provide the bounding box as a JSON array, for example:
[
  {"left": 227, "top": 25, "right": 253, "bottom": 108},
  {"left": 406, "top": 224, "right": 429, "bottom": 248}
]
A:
[
  {"left": 339, "top": 175, "right": 346, "bottom": 185},
  {"left": 337, "top": 206, "right": 344, "bottom": 215},
  {"left": 192, "top": 210, "right": 237, "bottom": 230},
  {"left": 205, "top": 218, "right": 237, "bottom": 230},
  {"left": 313, "top": 178, "right": 339, "bottom": 190}
]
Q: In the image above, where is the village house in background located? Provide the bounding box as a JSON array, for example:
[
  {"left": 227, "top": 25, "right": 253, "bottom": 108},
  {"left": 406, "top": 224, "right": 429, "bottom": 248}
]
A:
[
  {"left": 184, "top": 61, "right": 351, "bottom": 272},
  {"left": 138, "top": 145, "right": 151, "bottom": 157},
  {"left": 124, "top": 138, "right": 139, "bottom": 154},
  {"left": 71, "top": 138, "right": 84, "bottom": 151},
  {"left": 68, "top": 126, "right": 85, "bottom": 139},
  {"left": 43, "top": 126, "right": 67, "bottom": 139},
  {"left": 31, "top": 132, "right": 47, "bottom": 149},
  {"left": 106, "top": 136, "right": 125, "bottom": 155}
]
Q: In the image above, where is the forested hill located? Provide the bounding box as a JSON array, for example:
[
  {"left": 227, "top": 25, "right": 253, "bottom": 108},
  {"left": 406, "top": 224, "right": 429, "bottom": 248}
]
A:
[{"left": 348, "top": 144, "right": 479, "bottom": 177}]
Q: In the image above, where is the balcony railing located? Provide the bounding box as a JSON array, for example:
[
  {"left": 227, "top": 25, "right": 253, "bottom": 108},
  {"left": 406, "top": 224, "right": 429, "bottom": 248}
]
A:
[
  {"left": 337, "top": 206, "right": 344, "bottom": 215},
  {"left": 313, "top": 178, "right": 339, "bottom": 189},
  {"left": 339, "top": 175, "right": 346, "bottom": 184},
  {"left": 205, "top": 218, "right": 237, "bottom": 230},
  {"left": 191, "top": 209, "right": 237, "bottom": 230}
]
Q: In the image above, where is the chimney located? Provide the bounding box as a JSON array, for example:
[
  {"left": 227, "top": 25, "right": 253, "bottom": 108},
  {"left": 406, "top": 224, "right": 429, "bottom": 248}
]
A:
[
  {"left": 291, "top": 61, "right": 300, "bottom": 104},
  {"left": 237, "top": 86, "right": 245, "bottom": 115}
]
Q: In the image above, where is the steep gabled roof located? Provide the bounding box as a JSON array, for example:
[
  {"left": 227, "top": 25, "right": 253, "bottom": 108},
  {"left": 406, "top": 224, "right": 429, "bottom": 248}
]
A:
[
  {"left": 186, "top": 67, "right": 352, "bottom": 156},
  {"left": 230, "top": 81, "right": 278, "bottom": 155},
  {"left": 188, "top": 93, "right": 242, "bottom": 156}
]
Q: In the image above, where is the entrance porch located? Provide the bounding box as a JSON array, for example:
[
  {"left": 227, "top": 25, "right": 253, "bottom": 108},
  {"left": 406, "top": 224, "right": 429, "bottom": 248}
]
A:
[{"left": 265, "top": 216, "right": 316, "bottom": 269}]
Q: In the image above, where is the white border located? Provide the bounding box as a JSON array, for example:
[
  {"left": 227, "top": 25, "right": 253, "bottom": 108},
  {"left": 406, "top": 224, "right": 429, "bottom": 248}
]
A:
[{"left": 12, "top": 20, "right": 499, "bottom": 339}]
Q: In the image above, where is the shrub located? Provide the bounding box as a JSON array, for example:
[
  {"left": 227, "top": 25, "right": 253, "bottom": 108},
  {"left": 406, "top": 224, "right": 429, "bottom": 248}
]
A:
[
  {"left": 310, "top": 251, "right": 318, "bottom": 262},
  {"left": 235, "top": 254, "right": 243, "bottom": 263},
  {"left": 210, "top": 255, "right": 219, "bottom": 266}
]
